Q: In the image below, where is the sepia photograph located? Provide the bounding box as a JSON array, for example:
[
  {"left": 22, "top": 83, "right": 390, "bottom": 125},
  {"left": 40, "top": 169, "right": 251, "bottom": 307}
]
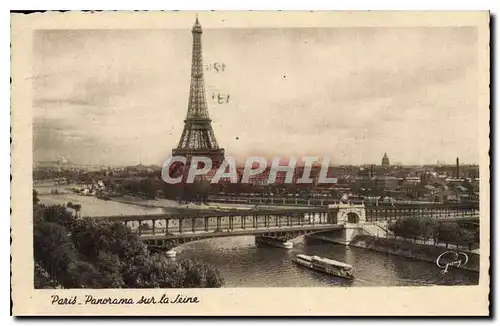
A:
[{"left": 11, "top": 10, "right": 490, "bottom": 315}]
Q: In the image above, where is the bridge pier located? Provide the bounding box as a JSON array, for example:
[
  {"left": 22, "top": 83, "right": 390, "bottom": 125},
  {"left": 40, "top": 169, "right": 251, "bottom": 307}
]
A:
[
  {"left": 323, "top": 203, "right": 368, "bottom": 245},
  {"left": 312, "top": 226, "right": 362, "bottom": 246},
  {"left": 255, "top": 236, "right": 293, "bottom": 249}
]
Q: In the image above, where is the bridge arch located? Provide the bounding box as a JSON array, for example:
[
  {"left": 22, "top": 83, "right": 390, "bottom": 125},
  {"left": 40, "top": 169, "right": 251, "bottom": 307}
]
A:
[
  {"left": 346, "top": 212, "right": 360, "bottom": 224},
  {"left": 144, "top": 229, "right": 329, "bottom": 251},
  {"left": 332, "top": 203, "right": 367, "bottom": 225}
]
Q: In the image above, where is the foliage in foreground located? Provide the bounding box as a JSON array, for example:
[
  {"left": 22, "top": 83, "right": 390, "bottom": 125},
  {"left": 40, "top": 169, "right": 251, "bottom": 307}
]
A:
[{"left": 33, "top": 194, "right": 224, "bottom": 289}]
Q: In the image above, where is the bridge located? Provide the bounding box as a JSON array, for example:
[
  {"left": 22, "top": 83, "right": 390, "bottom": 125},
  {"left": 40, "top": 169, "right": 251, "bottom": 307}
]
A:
[
  {"left": 207, "top": 194, "right": 346, "bottom": 207},
  {"left": 207, "top": 194, "right": 480, "bottom": 209},
  {"left": 365, "top": 203, "right": 479, "bottom": 222},
  {"left": 98, "top": 202, "right": 479, "bottom": 251}
]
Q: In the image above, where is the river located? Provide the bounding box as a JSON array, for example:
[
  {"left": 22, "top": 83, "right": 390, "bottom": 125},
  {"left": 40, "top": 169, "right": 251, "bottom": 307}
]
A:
[
  {"left": 175, "top": 236, "right": 479, "bottom": 287},
  {"left": 35, "top": 184, "right": 479, "bottom": 287}
]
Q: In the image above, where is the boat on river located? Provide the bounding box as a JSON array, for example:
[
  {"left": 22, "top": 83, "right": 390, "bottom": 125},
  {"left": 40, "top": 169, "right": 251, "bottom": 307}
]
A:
[{"left": 293, "top": 254, "right": 354, "bottom": 279}]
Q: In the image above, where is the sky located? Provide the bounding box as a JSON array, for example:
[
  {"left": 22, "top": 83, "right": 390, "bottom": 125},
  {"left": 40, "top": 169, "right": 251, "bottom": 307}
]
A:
[{"left": 32, "top": 24, "right": 479, "bottom": 166}]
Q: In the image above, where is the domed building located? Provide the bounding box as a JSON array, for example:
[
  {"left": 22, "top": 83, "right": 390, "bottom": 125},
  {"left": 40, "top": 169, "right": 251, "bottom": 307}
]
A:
[{"left": 381, "top": 153, "right": 390, "bottom": 166}]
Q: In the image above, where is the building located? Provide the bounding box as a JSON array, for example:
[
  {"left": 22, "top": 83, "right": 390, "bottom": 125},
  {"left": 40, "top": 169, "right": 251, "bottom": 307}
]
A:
[
  {"left": 373, "top": 176, "right": 398, "bottom": 191},
  {"left": 381, "top": 153, "right": 390, "bottom": 166}
]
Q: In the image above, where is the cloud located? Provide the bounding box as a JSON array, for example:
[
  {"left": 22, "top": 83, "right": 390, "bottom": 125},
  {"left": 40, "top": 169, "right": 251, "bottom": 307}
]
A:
[{"left": 32, "top": 26, "right": 479, "bottom": 165}]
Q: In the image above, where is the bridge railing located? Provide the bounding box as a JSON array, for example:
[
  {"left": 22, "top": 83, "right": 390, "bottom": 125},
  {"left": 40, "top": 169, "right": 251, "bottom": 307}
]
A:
[
  {"left": 124, "top": 210, "right": 339, "bottom": 238},
  {"left": 207, "top": 195, "right": 346, "bottom": 207},
  {"left": 365, "top": 206, "right": 479, "bottom": 222},
  {"left": 206, "top": 195, "right": 479, "bottom": 209}
]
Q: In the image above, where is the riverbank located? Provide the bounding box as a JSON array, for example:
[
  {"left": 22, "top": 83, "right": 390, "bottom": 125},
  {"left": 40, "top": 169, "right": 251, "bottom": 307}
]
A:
[
  {"left": 308, "top": 233, "right": 479, "bottom": 273},
  {"left": 36, "top": 188, "right": 301, "bottom": 217},
  {"left": 34, "top": 182, "right": 258, "bottom": 213},
  {"left": 108, "top": 195, "right": 313, "bottom": 212}
]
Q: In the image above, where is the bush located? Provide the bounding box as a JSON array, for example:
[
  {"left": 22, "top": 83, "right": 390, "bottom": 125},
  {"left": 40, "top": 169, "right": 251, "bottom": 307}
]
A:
[
  {"left": 34, "top": 262, "right": 59, "bottom": 289},
  {"left": 436, "top": 221, "right": 477, "bottom": 248},
  {"left": 388, "top": 216, "right": 437, "bottom": 240},
  {"left": 41, "top": 204, "right": 76, "bottom": 230},
  {"left": 388, "top": 216, "right": 479, "bottom": 249},
  {"left": 435, "top": 221, "right": 460, "bottom": 246},
  {"left": 33, "top": 204, "right": 224, "bottom": 289}
]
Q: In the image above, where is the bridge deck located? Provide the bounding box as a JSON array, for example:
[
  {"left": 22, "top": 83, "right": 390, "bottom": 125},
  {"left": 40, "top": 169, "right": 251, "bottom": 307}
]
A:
[
  {"left": 207, "top": 195, "right": 479, "bottom": 209},
  {"left": 81, "top": 203, "right": 479, "bottom": 245},
  {"left": 101, "top": 207, "right": 331, "bottom": 221},
  {"left": 366, "top": 214, "right": 479, "bottom": 222},
  {"left": 94, "top": 204, "right": 478, "bottom": 222},
  {"left": 139, "top": 223, "right": 344, "bottom": 240}
]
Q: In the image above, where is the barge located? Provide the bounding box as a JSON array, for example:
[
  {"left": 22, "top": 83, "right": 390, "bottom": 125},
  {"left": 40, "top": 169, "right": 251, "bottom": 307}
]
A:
[
  {"left": 255, "top": 236, "right": 293, "bottom": 249},
  {"left": 293, "top": 254, "right": 354, "bottom": 279}
]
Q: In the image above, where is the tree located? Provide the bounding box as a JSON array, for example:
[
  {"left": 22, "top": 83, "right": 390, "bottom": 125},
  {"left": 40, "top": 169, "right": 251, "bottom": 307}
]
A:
[
  {"left": 180, "top": 179, "right": 213, "bottom": 204},
  {"left": 65, "top": 259, "right": 101, "bottom": 288},
  {"left": 387, "top": 216, "right": 437, "bottom": 241},
  {"left": 93, "top": 251, "right": 126, "bottom": 288},
  {"left": 34, "top": 203, "right": 225, "bottom": 289},
  {"left": 34, "top": 262, "right": 59, "bottom": 289},
  {"left": 388, "top": 216, "right": 420, "bottom": 240},
  {"left": 420, "top": 216, "right": 438, "bottom": 241},
  {"left": 162, "top": 182, "right": 183, "bottom": 200},
  {"left": 436, "top": 222, "right": 461, "bottom": 248},
  {"left": 139, "top": 178, "right": 158, "bottom": 199},
  {"left": 41, "top": 204, "right": 76, "bottom": 230},
  {"left": 189, "top": 259, "right": 223, "bottom": 287},
  {"left": 458, "top": 228, "right": 477, "bottom": 250},
  {"left": 33, "top": 221, "right": 89, "bottom": 288},
  {"left": 142, "top": 255, "right": 224, "bottom": 288}
]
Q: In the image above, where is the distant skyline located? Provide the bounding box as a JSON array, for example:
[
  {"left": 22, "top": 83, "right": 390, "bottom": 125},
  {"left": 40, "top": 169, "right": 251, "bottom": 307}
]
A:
[
  {"left": 33, "top": 24, "right": 479, "bottom": 166},
  {"left": 34, "top": 158, "right": 478, "bottom": 169}
]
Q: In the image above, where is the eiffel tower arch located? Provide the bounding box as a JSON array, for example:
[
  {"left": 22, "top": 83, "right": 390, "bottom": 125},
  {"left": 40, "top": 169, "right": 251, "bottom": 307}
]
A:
[{"left": 172, "top": 17, "right": 225, "bottom": 169}]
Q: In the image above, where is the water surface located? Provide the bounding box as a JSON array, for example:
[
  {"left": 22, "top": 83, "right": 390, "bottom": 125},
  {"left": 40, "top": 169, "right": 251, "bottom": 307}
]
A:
[{"left": 176, "top": 236, "right": 479, "bottom": 287}]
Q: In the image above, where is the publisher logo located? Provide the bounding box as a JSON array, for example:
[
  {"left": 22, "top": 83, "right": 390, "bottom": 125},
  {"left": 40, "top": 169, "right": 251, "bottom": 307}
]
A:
[{"left": 436, "top": 251, "right": 469, "bottom": 274}]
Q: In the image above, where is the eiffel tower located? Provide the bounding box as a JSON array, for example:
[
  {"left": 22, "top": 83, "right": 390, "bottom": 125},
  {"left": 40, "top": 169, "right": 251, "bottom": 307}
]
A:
[{"left": 172, "top": 16, "right": 225, "bottom": 168}]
